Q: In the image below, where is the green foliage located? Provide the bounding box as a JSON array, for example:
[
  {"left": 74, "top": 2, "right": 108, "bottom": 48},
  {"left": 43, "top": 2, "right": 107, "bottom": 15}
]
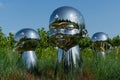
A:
[
  {"left": 79, "top": 36, "right": 92, "bottom": 49},
  {"left": 0, "top": 27, "right": 15, "bottom": 48},
  {"left": 111, "top": 35, "right": 120, "bottom": 47},
  {"left": 37, "top": 28, "right": 49, "bottom": 48},
  {"left": 92, "top": 51, "right": 120, "bottom": 80},
  {"left": 36, "top": 28, "right": 57, "bottom": 60},
  {"left": 0, "top": 27, "right": 7, "bottom": 48},
  {"left": 0, "top": 48, "right": 26, "bottom": 80},
  {"left": 1, "top": 26, "right": 120, "bottom": 79},
  {"left": 7, "top": 32, "right": 15, "bottom": 48},
  {"left": 1, "top": 44, "right": 120, "bottom": 79}
]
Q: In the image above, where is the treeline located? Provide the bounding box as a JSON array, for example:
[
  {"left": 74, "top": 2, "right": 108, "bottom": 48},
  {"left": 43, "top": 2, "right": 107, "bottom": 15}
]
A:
[{"left": 0, "top": 27, "right": 120, "bottom": 49}]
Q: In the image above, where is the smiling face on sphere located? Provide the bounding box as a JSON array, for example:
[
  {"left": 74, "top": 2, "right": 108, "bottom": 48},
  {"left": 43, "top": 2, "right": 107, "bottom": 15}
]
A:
[
  {"left": 49, "top": 6, "right": 86, "bottom": 50},
  {"left": 91, "top": 32, "right": 109, "bottom": 52},
  {"left": 14, "top": 28, "right": 40, "bottom": 52}
]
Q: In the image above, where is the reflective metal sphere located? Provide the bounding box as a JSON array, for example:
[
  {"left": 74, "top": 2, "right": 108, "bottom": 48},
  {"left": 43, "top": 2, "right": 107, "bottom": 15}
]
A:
[
  {"left": 49, "top": 6, "right": 85, "bottom": 27},
  {"left": 14, "top": 28, "right": 40, "bottom": 51},
  {"left": 92, "top": 32, "right": 108, "bottom": 42},
  {"left": 14, "top": 28, "right": 40, "bottom": 70},
  {"left": 92, "top": 32, "right": 110, "bottom": 58},
  {"left": 49, "top": 6, "right": 87, "bottom": 50}
]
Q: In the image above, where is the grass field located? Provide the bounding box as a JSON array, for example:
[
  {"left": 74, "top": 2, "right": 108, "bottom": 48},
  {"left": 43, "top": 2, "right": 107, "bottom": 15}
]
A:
[{"left": 0, "top": 47, "right": 120, "bottom": 80}]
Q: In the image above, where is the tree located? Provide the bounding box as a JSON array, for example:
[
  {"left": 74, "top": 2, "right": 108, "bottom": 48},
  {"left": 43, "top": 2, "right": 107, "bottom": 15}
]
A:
[
  {"left": 79, "top": 36, "right": 92, "bottom": 50},
  {"left": 7, "top": 32, "right": 15, "bottom": 48},
  {"left": 0, "top": 27, "right": 7, "bottom": 48},
  {"left": 37, "top": 28, "right": 49, "bottom": 48},
  {"left": 111, "top": 35, "right": 120, "bottom": 47}
]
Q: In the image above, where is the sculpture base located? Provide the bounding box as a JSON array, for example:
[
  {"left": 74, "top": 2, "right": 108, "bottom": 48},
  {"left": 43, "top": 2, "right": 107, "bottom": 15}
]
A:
[
  {"left": 55, "top": 45, "right": 83, "bottom": 77},
  {"left": 22, "top": 51, "right": 37, "bottom": 70},
  {"left": 94, "top": 51, "right": 106, "bottom": 59}
]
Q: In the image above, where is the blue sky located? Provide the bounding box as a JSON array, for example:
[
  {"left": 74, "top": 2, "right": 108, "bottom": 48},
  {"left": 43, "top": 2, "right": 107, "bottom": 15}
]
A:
[{"left": 0, "top": 0, "right": 120, "bottom": 38}]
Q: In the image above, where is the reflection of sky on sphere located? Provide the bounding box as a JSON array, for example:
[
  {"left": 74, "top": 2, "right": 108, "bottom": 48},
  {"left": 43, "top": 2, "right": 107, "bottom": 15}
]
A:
[
  {"left": 14, "top": 28, "right": 40, "bottom": 41},
  {"left": 49, "top": 6, "right": 84, "bottom": 25},
  {"left": 92, "top": 32, "right": 108, "bottom": 42}
]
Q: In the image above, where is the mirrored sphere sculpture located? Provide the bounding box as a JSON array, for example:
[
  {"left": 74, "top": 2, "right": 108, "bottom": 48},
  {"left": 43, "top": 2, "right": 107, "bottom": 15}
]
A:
[
  {"left": 91, "top": 32, "right": 111, "bottom": 58},
  {"left": 14, "top": 28, "right": 40, "bottom": 70},
  {"left": 49, "top": 6, "right": 87, "bottom": 75}
]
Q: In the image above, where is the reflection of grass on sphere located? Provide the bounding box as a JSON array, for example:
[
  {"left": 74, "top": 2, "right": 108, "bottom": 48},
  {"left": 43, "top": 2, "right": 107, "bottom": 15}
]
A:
[{"left": 0, "top": 47, "right": 120, "bottom": 80}]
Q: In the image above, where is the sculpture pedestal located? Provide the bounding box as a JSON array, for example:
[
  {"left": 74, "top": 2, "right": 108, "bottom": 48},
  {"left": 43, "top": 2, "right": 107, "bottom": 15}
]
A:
[
  {"left": 55, "top": 45, "right": 83, "bottom": 79},
  {"left": 22, "top": 51, "right": 37, "bottom": 69}
]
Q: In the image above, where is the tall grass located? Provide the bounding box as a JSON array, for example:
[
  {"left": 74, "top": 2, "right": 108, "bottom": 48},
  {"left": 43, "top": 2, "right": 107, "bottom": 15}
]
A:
[
  {"left": 0, "top": 47, "right": 120, "bottom": 80},
  {"left": 92, "top": 50, "right": 120, "bottom": 80}
]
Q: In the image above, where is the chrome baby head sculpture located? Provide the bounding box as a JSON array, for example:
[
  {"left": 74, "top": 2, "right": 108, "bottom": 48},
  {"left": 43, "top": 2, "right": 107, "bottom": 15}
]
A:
[
  {"left": 49, "top": 6, "right": 87, "bottom": 51},
  {"left": 14, "top": 28, "right": 40, "bottom": 70},
  {"left": 92, "top": 32, "right": 108, "bottom": 42},
  {"left": 49, "top": 6, "right": 87, "bottom": 76},
  {"left": 92, "top": 32, "right": 110, "bottom": 58}
]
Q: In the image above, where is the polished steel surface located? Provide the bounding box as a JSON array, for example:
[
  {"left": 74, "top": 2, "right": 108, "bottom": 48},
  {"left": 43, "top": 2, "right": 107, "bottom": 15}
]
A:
[
  {"left": 14, "top": 28, "right": 40, "bottom": 41},
  {"left": 49, "top": 6, "right": 87, "bottom": 50},
  {"left": 14, "top": 28, "right": 40, "bottom": 51},
  {"left": 101, "top": 51, "right": 105, "bottom": 58},
  {"left": 58, "top": 45, "right": 82, "bottom": 66},
  {"left": 49, "top": 6, "right": 84, "bottom": 26},
  {"left": 91, "top": 32, "right": 110, "bottom": 58},
  {"left": 49, "top": 6, "right": 86, "bottom": 75},
  {"left": 92, "top": 32, "right": 108, "bottom": 42},
  {"left": 14, "top": 28, "right": 40, "bottom": 70},
  {"left": 94, "top": 51, "right": 106, "bottom": 59},
  {"left": 22, "top": 51, "right": 37, "bottom": 69},
  {"left": 57, "top": 45, "right": 82, "bottom": 73}
]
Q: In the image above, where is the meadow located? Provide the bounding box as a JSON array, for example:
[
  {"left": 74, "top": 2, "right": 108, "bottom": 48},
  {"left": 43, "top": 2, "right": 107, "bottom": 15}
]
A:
[
  {"left": 0, "top": 27, "right": 120, "bottom": 80},
  {"left": 0, "top": 47, "right": 120, "bottom": 80}
]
